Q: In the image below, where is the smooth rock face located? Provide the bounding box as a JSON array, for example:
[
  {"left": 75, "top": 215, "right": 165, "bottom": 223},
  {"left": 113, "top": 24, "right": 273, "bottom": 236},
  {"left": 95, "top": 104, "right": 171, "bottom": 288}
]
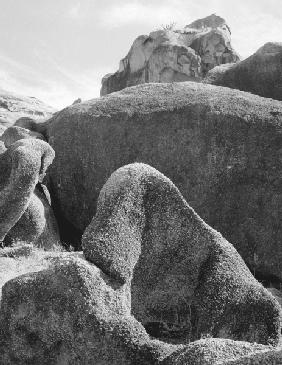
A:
[
  {"left": 0, "top": 138, "right": 59, "bottom": 248},
  {"left": 82, "top": 163, "right": 281, "bottom": 345},
  {"left": 101, "top": 14, "right": 239, "bottom": 95},
  {"left": 46, "top": 81, "right": 282, "bottom": 282},
  {"left": 0, "top": 88, "right": 55, "bottom": 132},
  {"left": 204, "top": 42, "right": 282, "bottom": 100},
  {"left": 0, "top": 252, "right": 281, "bottom": 364}
]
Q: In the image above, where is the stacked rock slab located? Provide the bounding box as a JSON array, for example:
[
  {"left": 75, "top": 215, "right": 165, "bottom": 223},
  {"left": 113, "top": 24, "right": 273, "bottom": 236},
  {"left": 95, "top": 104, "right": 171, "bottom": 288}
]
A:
[
  {"left": 205, "top": 42, "right": 282, "bottom": 101},
  {"left": 82, "top": 163, "right": 281, "bottom": 345},
  {"left": 46, "top": 82, "right": 282, "bottom": 283},
  {"left": 0, "top": 136, "right": 59, "bottom": 248},
  {"left": 101, "top": 14, "right": 239, "bottom": 95}
]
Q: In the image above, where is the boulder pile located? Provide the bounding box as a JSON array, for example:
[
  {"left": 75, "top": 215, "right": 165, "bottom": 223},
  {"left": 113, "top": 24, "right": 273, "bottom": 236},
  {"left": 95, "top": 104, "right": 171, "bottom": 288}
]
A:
[
  {"left": 45, "top": 81, "right": 282, "bottom": 284},
  {"left": 101, "top": 14, "right": 239, "bottom": 95},
  {"left": 1, "top": 164, "right": 281, "bottom": 364}
]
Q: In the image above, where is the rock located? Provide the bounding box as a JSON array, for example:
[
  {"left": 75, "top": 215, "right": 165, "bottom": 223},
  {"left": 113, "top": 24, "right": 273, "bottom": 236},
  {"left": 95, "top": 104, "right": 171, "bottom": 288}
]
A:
[
  {"left": 162, "top": 338, "right": 282, "bottom": 365},
  {"left": 14, "top": 116, "right": 48, "bottom": 135},
  {"left": 0, "top": 126, "right": 45, "bottom": 148},
  {"left": 72, "top": 98, "right": 82, "bottom": 105},
  {"left": 0, "top": 88, "right": 55, "bottom": 133},
  {"left": 0, "top": 247, "right": 61, "bottom": 301},
  {"left": 82, "top": 163, "right": 281, "bottom": 345},
  {"left": 101, "top": 14, "right": 239, "bottom": 95},
  {"left": 204, "top": 42, "right": 282, "bottom": 101},
  {"left": 0, "top": 139, "right": 60, "bottom": 249},
  {"left": 45, "top": 81, "right": 282, "bottom": 283},
  {"left": 0, "top": 142, "right": 6, "bottom": 154},
  {"left": 0, "top": 253, "right": 176, "bottom": 365},
  {"left": 1, "top": 252, "right": 281, "bottom": 364}
]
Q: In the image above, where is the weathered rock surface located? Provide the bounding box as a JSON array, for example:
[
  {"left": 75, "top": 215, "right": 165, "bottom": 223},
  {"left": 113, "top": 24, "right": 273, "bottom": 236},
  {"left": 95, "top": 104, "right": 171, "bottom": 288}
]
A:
[
  {"left": 163, "top": 339, "right": 282, "bottom": 365},
  {"left": 0, "top": 138, "right": 59, "bottom": 248},
  {"left": 0, "top": 88, "right": 55, "bottom": 133},
  {"left": 0, "top": 247, "right": 62, "bottom": 301},
  {"left": 1, "top": 252, "right": 281, "bottom": 364},
  {"left": 82, "top": 163, "right": 281, "bottom": 345},
  {"left": 0, "top": 253, "right": 175, "bottom": 365},
  {"left": 101, "top": 14, "right": 239, "bottom": 95},
  {"left": 204, "top": 42, "right": 282, "bottom": 101},
  {"left": 46, "top": 81, "right": 282, "bottom": 283},
  {"left": 0, "top": 126, "right": 45, "bottom": 148}
]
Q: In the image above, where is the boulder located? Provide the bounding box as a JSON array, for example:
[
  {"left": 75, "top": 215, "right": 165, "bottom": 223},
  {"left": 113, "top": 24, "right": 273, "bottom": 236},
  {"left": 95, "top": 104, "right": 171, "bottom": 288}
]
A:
[
  {"left": 82, "top": 163, "right": 281, "bottom": 345},
  {"left": 45, "top": 81, "right": 282, "bottom": 283},
  {"left": 204, "top": 42, "right": 282, "bottom": 101},
  {"left": 0, "top": 126, "right": 45, "bottom": 148},
  {"left": 101, "top": 14, "right": 239, "bottom": 95},
  {"left": 162, "top": 339, "right": 282, "bottom": 365},
  {"left": 0, "top": 253, "right": 176, "bottom": 365},
  {"left": 1, "top": 252, "right": 281, "bottom": 364},
  {"left": 0, "top": 247, "right": 61, "bottom": 301},
  {"left": 0, "top": 138, "right": 59, "bottom": 248}
]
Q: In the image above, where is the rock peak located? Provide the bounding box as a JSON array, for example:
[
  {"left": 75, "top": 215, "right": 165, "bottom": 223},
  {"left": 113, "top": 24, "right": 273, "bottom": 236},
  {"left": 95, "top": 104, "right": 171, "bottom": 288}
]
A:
[
  {"left": 100, "top": 14, "right": 239, "bottom": 95},
  {"left": 186, "top": 14, "right": 229, "bottom": 32}
]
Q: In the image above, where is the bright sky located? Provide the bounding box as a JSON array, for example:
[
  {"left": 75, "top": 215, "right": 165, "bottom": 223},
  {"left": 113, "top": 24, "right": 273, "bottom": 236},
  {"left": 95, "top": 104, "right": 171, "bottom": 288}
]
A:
[{"left": 0, "top": 0, "right": 281, "bottom": 109}]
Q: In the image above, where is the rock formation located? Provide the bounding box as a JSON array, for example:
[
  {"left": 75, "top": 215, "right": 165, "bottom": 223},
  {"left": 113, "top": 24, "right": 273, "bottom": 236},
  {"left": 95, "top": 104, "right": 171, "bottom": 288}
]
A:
[
  {"left": 1, "top": 252, "right": 281, "bottom": 364},
  {"left": 101, "top": 14, "right": 239, "bottom": 95},
  {"left": 204, "top": 42, "right": 282, "bottom": 101},
  {"left": 45, "top": 81, "right": 282, "bottom": 284},
  {"left": 82, "top": 163, "right": 280, "bottom": 345},
  {"left": 0, "top": 138, "right": 59, "bottom": 248},
  {"left": 0, "top": 88, "right": 55, "bottom": 133}
]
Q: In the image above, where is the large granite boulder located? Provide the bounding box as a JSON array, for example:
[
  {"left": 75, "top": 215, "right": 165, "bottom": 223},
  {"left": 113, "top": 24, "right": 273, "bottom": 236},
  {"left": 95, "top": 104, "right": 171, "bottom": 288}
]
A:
[
  {"left": 204, "top": 42, "right": 282, "bottom": 101},
  {"left": 101, "top": 14, "right": 239, "bottom": 95},
  {"left": 0, "top": 252, "right": 281, "bottom": 364},
  {"left": 0, "top": 253, "right": 176, "bottom": 365},
  {"left": 0, "top": 138, "right": 59, "bottom": 248},
  {"left": 82, "top": 163, "right": 281, "bottom": 345},
  {"left": 45, "top": 81, "right": 282, "bottom": 283},
  {"left": 162, "top": 339, "right": 282, "bottom": 365}
]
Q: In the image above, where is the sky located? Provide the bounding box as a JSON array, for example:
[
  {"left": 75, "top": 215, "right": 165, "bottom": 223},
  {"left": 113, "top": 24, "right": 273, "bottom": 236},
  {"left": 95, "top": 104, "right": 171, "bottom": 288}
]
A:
[{"left": 0, "top": 0, "right": 281, "bottom": 109}]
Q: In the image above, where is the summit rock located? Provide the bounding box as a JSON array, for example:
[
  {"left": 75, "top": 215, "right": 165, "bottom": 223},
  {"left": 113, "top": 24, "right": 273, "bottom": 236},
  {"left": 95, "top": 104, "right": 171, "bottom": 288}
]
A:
[{"left": 101, "top": 14, "right": 239, "bottom": 95}]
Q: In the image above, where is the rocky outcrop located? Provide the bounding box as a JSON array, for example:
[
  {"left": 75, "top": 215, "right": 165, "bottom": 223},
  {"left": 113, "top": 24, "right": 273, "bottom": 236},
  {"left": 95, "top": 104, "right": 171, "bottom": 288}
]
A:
[
  {"left": 82, "top": 163, "right": 280, "bottom": 345},
  {"left": 0, "top": 252, "right": 281, "bottom": 364},
  {"left": 0, "top": 88, "right": 55, "bottom": 133},
  {"left": 0, "top": 138, "right": 59, "bottom": 248},
  {"left": 45, "top": 81, "right": 282, "bottom": 283},
  {"left": 204, "top": 42, "right": 282, "bottom": 101},
  {"left": 101, "top": 14, "right": 239, "bottom": 95}
]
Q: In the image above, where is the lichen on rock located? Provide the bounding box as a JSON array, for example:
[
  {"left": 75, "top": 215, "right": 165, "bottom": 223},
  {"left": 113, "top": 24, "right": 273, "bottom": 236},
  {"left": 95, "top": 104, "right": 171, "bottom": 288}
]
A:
[
  {"left": 82, "top": 163, "right": 281, "bottom": 345},
  {"left": 0, "top": 138, "right": 59, "bottom": 249}
]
